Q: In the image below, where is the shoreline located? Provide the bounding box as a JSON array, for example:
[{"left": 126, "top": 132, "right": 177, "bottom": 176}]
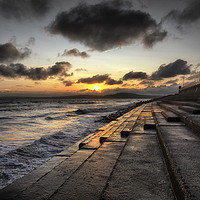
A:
[
  {"left": 96, "top": 98, "right": 159, "bottom": 123},
  {"left": 0, "top": 97, "right": 145, "bottom": 188}
]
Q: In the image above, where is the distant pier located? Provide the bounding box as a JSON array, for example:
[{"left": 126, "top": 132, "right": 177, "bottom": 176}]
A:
[{"left": 1, "top": 87, "right": 200, "bottom": 199}]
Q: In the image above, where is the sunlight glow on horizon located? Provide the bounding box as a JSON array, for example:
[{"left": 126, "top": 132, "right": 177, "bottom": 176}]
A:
[{"left": 93, "top": 86, "right": 100, "bottom": 91}]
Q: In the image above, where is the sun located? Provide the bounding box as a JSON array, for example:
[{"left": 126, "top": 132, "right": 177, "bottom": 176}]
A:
[{"left": 93, "top": 86, "right": 100, "bottom": 91}]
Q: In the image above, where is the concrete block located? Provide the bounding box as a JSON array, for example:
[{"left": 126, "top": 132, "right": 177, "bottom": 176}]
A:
[
  {"left": 106, "top": 131, "right": 128, "bottom": 142},
  {"left": 8, "top": 150, "right": 95, "bottom": 200},
  {"left": 120, "top": 121, "right": 135, "bottom": 137},
  {"left": 144, "top": 118, "right": 156, "bottom": 129},
  {"left": 79, "top": 131, "right": 103, "bottom": 149},
  {"left": 179, "top": 106, "right": 200, "bottom": 114},
  {"left": 161, "top": 111, "right": 181, "bottom": 122},
  {"left": 154, "top": 112, "right": 184, "bottom": 126},
  {"left": 49, "top": 142, "right": 126, "bottom": 200},
  {"left": 100, "top": 136, "right": 107, "bottom": 143},
  {"left": 0, "top": 156, "right": 68, "bottom": 200}
]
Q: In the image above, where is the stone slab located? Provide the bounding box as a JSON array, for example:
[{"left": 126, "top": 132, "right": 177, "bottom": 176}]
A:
[
  {"left": 6, "top": 150, "right": 95, "bottom": 200},
  {"left": 179, "top": 106, "right": 200, "bottom": 114},
  {"left": 161, "top": 110, "right": 181, "bottom": 122},
  {"left": 0, "top": 156, "right": 67, "bottom": 200},
  {"left": 49, "top": 142, "right": 126, "bottom": 200},
  {"left": 165, "top": 101, "right": 200, "bottom": 108},
  {"left": 80, "top": 121, "right": 126, "bottom": 149},
  {"left": 159, "top": 103, "right": 200, "bottom": 135},
  {"left": 101, "top": 134, "right": 173, "bottom": 200},
  {"left": 159, "top": 125, "right": 200, "bottom": 199},
  {"left": 106, "top": 131, "right": 128, "bottom": 142},
  {"left": 105, "top": 122, "right": 130, "bottom": 142},
  {"left": 79, "top": 131, "right": 104, "bottom": 149},
  {"left": 131, "top": 116, "right": 157, "bottom": 134},
  {"left": 121, "top": 121, "right": 136, "bottom": 137},
  {"left": 98, "top": 120, "right": 117, "bottom": 131},
  {"left": 144, "top": 118, "right": 156, "bottom": 130},
  {"left": 58, "top": 132, "right": 96, "bottom": 156},
  {"left": 154, "top": 112, "right": 184, "bottom": 126}
]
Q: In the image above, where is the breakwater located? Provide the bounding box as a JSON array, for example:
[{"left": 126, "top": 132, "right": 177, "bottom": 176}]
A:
[{"left": 1, "top": 94, "right": 200, "bottom": 199}]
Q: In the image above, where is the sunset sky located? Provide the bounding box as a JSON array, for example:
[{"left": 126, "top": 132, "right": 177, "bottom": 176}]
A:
[{"left": 0, "top": 0, "right": 200, "bottom": 97}]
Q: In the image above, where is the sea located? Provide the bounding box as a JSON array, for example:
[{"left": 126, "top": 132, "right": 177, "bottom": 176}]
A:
[{"left": 0, "top": 97, "right": 141, "bottom": 189}]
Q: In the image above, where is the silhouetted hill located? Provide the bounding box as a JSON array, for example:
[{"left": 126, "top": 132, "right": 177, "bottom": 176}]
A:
[
  {"left": 0, "top": 92, "right": 157, "bottom": 99},
  {"left": 64, "top": 92, "right": 155, "bottom": 99},
  {"left": 103, "top": 92, "right": 151, "bottom": 99}
]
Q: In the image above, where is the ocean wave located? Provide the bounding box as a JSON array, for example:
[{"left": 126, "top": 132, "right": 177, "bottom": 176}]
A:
[
  {"left": 0, "top": 127, "right": 100, "bottom": 189},
  {"left": 0, "top": 107, "right": 35, "bottom": 112},
  {"left": 29, "top": 111, "right": 60, "bottom": 119},
  {"left": 74, "top": 103, "right": 136, "bottom": 115},
  {"left": 45, "top": 113, "right": 75, "bottom": 120},
  {"left": 0, "top": 117, "right": 13, "bottom": 120},
  {"left": 68, "top": 101, "right": 96, "bottom": 105}
]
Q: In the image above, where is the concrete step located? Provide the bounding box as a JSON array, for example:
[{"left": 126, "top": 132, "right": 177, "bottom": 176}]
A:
[
  {"left": 161, "top": 94, "right": 200, "bottom": 102},
  {"left": 161, "top": 110, "right": 181, "bottom": 122},
  {"left": 153, "top": 102, "right": 200, "bottom": 199},
  {"left": 0, "top": 149, "right": 96, "bottom": 200},
  {"left": 101, "top": 119, "right": 173, "bottom": 199},
  {"left": 120, "top": 106, "right": 145, "bottom": 137},
  {"left": 50, "top": 142, "right": 127, "bottom": 200},
  {"left": 120, "top": 121, "right": 135, "bottom": 137},
  {"left": 163, "top": 100, "right": 200, "bottom": 108},
  {"left": 154, "top": 112, "right": 184, "bottom": 126},
  {"left": 100, "top": 106, "right": 144, "bottom": 142},
  {"left": 144, "top": 118, "right": 156, "bottom": 129},
  {"left": 154, "top": 119, "right": 200, "bottom": 199},
  {"left": 79, "top": 117, "right": 128, "bottom": 149},
  {"left": 179, "top": 106, "right": 200, "bottom": 114},
  {"left": 158, "top": 102, "right": 200, "bottom": 136}
]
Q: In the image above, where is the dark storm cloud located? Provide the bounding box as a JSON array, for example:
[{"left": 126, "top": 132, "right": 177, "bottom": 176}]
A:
[
  {"left": 150, "top": 59, "right": 191, "bottom": 80},
  {"left": 48, "top": 62, "right": 72, "bottom": 77},
  {"left": 166, "top": 0, "right": 200, "bottom": 25},
  {"left": 0, "top": 0, "right": 51, "bottom": 20},
  {"left": 143, "top": 28, "right": 167, "bottom": 48},
  {"left": 27, "top": 67, "right": 49, "bottom": 80},
  {"left": 77, "top": 74, "right": 109, "bottom": 84},
  {"left": 62, "top": 80, "right": 74, "bottom": 86},
  {"left": 47, "top": 0, "right": 167, "bottom": 51},
  {"left": 105, "top": 78, "right": 123, "bottom": 85},
  {"left": 77, "top": 74, "right": 122, "bottom": 85},
  {"left": 0, "top": 43, "right": 31, "bottom": 63},
  {"left": 62, "top": 48, "right": 90, "bottom": 58},
  {"left": 0, "top": 61, "right": 73, "bottom": 80},
  {"left": 123, "top": 71, "right": 148, "bottom": 80}
]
